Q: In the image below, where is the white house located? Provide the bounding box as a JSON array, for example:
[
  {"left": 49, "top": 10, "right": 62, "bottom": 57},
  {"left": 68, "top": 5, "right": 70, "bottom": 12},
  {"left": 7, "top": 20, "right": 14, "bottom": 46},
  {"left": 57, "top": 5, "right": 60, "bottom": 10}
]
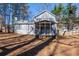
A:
[
  {"left": 14, "top": 20, "right": 35, "bottom": 35},
  {"left": 14, "top": 10, "right": 57, "bottom": 36}
]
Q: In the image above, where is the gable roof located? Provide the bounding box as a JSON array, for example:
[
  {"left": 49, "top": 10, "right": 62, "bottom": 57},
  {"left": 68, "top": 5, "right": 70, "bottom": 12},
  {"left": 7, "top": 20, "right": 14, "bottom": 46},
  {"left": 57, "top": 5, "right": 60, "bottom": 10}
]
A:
[{"left": 33, "top": 10, "right": 57, "bottom": 23}]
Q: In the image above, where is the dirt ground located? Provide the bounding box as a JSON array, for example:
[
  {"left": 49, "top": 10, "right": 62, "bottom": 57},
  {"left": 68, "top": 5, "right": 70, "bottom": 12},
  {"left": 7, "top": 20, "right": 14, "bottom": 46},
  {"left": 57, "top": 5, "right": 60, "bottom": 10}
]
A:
[
  {"left": 36, "top": 32, "right": 79, "bottom": 56},
  {"left": 0, "top": 32, "right": 79, "bottom": 56}
]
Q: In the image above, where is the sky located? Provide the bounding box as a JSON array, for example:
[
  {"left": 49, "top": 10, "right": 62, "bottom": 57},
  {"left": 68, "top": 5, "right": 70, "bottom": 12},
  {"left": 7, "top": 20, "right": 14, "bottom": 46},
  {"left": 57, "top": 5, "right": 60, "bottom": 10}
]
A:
[
  {"left": 28, "top": 3, "right": 79, "bottom": 21},
  {"left": 28, "top": 3, "right": 56, "bottom": 20},
  {"left": 28, "top": 3, "right": 55, "bottom": 19}
]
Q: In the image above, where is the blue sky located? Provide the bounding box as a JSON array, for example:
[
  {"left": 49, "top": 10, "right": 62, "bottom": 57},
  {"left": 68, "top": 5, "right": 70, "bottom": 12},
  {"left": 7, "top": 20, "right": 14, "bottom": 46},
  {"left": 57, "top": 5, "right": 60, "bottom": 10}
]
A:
[
  {"left": 28, "top": 3, "right": 79, "bottom": 20},
  {"left": 28, "top": 3, "right": 56, "bottom": 20}
]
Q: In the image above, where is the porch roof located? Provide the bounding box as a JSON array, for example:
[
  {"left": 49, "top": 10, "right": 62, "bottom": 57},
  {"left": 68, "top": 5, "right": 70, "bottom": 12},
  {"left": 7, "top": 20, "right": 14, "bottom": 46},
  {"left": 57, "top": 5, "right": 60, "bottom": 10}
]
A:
[{"left": 33, "top": 10, "right": 57, "bottom": 23}]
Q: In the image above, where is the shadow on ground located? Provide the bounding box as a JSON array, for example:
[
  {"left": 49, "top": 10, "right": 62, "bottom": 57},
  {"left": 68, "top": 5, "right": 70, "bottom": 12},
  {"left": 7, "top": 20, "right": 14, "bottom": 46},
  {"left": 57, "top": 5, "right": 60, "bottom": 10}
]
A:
[
  {"left": 0, "top": 36, "right": 55, "bottom": 56},
  {"left": 0, "top": 37, "right": 36, "bottom": 56},
  {"left": 18, "top": 37, "right": 53, "bottom": 56}
]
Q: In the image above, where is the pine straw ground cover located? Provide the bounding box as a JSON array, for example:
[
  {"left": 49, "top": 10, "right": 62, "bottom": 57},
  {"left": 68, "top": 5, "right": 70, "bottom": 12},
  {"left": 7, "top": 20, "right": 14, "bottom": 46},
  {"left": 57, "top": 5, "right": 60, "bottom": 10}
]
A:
[{"left": 36, "top": 32, "right": 79, "bottom": 56}]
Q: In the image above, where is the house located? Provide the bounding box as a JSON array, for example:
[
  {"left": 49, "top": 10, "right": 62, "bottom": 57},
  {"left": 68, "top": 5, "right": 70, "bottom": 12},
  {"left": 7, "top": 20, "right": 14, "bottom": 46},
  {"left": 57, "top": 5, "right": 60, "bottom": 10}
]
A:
[
  {"left": 14, "top": 20, "right": 35, "bottom": 35},
  {"left": 14, "top": 10, "right": 57, "bottom": 36}
]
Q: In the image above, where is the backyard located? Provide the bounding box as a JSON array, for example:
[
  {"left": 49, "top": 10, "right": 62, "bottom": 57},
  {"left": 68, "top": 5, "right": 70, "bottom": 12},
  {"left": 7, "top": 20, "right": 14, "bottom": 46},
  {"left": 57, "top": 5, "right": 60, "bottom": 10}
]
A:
[{"left": 0, "top": 30, "right": 79, "bottom": 56}]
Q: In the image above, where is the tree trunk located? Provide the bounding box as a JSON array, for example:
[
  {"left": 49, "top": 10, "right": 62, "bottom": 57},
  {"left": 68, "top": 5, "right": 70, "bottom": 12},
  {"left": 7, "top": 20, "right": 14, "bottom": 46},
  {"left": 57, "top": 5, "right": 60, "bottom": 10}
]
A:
[
  {"left": 12, "top": 25, "right": 14, "bottom": 33},
  {"left": 7, "top": 25, "right": 11, "bottom": 33}
]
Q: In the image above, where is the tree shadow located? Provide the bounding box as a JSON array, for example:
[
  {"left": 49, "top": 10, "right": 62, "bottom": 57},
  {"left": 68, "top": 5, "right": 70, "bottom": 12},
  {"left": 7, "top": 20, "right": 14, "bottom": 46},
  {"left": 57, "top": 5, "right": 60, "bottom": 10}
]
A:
[
  {"left": 0, "top": 37, "right": 36, "bottom": 56},
  {"left": 50, "top": 39, "right": 79, "bottom": 56},
  {"left": 17, "top": 37, "right": 54, "bottom": 56}
]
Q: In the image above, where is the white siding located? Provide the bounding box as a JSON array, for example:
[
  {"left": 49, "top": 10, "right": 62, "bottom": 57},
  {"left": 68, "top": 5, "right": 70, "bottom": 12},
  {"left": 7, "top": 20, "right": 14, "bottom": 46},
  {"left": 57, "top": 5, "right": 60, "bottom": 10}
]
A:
[
  {"left": 15, "top": 24, "right": 29, "bottom": 34},
  {"left": 14, "top": 22, "right": 35, "bottom": 35}
]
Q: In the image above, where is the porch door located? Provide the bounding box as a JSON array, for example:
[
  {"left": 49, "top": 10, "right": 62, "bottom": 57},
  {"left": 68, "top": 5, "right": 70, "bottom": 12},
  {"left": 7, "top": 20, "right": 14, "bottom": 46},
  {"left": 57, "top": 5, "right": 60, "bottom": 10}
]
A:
[{"left": 40, "top": 21, "right": 51, "bottom": 35}]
